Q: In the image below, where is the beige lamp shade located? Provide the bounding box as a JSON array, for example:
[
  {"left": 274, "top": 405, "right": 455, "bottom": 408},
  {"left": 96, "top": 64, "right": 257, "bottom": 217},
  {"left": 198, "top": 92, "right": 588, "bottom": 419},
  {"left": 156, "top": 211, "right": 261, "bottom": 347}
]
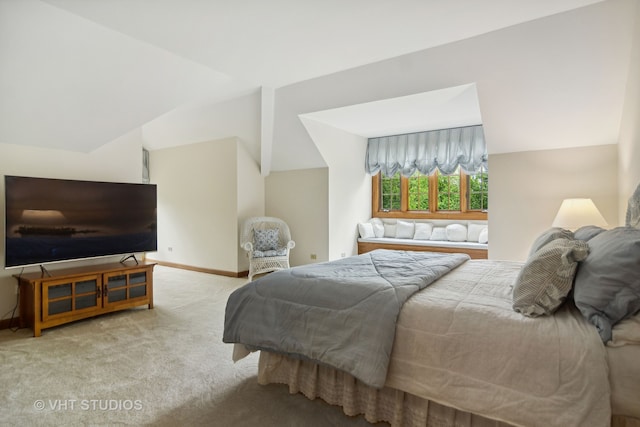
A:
[{"left": 552, "top": 198, "right": 608, "bottom": 230}]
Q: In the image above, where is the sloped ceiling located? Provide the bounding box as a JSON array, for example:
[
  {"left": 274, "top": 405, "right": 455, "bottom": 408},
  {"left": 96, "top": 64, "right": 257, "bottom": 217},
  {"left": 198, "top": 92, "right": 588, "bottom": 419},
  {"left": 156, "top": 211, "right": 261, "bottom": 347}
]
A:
[
  {"left": 300, "top": 84, "right": 482, "bottom": 139},
  {"left": 0, "top": 0, "right": 623, "bottom": 158}
]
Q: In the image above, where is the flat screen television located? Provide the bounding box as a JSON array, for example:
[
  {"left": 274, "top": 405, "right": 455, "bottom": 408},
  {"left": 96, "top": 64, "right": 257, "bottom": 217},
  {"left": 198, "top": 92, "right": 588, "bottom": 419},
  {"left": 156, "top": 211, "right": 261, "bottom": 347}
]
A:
[{"left": 4, "top": 176, "right": 157, "bottom": 269}]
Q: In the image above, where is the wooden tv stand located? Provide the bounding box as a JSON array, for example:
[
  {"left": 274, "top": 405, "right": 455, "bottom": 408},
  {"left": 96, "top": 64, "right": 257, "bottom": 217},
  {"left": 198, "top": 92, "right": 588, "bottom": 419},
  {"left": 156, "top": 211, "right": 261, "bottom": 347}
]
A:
[{"left": 15, "top": 261, "right": 155, "bottom": 337}]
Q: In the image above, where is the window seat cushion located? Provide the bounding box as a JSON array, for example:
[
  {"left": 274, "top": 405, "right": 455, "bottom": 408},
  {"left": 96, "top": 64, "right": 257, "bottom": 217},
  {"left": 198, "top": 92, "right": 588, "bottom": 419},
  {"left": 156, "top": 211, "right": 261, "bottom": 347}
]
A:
[
  {"left": 357, "top": 218, "right": 488, "bottom": 259},
  {"left": 357, "top": 237, "right": 488, "bottom": 250}
]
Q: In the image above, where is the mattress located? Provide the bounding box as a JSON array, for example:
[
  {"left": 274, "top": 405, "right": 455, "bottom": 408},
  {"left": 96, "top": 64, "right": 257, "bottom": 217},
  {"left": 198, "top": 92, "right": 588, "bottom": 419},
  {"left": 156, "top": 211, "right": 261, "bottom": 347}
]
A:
[{"left": 248, "top": 259, "right": 637, "bottom": 426}]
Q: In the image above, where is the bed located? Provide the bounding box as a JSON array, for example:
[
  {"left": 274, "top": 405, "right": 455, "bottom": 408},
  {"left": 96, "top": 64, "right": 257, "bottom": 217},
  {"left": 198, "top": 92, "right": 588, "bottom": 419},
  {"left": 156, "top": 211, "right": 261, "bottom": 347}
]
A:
[{"left": 223, "top": 217, "right": 640, "bottom": 426}]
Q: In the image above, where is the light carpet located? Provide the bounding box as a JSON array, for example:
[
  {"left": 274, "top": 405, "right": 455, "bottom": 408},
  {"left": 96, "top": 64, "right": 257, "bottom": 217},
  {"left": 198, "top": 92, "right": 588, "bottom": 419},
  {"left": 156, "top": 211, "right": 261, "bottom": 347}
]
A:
[{"left": 0, "top": 265, "right": 382, "bottom": 426}]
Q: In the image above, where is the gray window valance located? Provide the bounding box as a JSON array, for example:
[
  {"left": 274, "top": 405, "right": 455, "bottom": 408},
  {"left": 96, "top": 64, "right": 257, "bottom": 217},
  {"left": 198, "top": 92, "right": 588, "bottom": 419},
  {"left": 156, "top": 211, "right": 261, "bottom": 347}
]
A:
[{"left": 365, "top": 125, "right": 488, "bottom": 177}]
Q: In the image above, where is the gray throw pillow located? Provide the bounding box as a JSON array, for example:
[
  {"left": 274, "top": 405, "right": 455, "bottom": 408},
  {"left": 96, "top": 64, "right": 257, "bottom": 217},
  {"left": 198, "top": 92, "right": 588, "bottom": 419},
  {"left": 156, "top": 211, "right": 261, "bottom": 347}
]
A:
[
  {"left": 573, "top": 227, "right": 640, "bottom": 342},
  {"left": 528, "top": 227, "right": 574, "bottom": 257},
  {"left": 513, "top": 238, "right": 589, "bottom": 317},
  {"left": 574, "top": 225, "right": 606, "bottom": 242}
]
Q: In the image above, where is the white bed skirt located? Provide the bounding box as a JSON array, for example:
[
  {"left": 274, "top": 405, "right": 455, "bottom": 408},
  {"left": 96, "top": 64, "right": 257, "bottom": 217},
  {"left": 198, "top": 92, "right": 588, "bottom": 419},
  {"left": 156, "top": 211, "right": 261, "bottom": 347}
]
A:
[
  {"left": 258, "top": 351, "right": 640, "bottom": 427},
  {"left": 258, "top": 351, "right": 512, "bottom": 427}
]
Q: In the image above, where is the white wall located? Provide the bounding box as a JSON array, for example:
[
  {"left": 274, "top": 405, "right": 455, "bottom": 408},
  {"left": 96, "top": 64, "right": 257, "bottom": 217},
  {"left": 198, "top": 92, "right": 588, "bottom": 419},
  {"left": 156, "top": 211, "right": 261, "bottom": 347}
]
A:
[
  {"left": 142, "top": 91, "right": 261, "bottom": 161},
  {"left": 265, "top": 168, "right": 329, "bottom": 266},
  {"left": 236, "top": 140, "right": 265, "bottom": 272},
  {"left": 0, "top": 130, "right": 143, "bottom": 319},
  {"left": 490, "top": 144, "right": 619, "bottom": 261},
  {"left": 149, "top": 138, "right": 240, "bottom": 273},
  {"left": 300, "top": 118, "right": 370, "bottom": 259},
  {"left": 618, "top": 0, "right": 640, "bottom": 222}
]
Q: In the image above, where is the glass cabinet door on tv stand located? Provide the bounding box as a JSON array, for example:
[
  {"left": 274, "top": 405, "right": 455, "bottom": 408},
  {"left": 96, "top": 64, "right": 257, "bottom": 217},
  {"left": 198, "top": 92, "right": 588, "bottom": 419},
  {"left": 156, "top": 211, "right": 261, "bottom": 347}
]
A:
[
  {"left": 103, "top": 268, "right": 152, "bottom": 309},
  {"left": 42, "top": 274, "right": 102, "bottom": 323}
]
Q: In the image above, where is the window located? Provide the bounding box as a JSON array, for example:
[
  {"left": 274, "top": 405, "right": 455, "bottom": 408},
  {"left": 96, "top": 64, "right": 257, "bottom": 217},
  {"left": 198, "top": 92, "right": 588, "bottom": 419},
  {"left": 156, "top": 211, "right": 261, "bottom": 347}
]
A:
[
  {"left": 380, "top": 172, "right": 401, "bottom": 211},
  {"left": 469, "top": 168, "right": 489, "bottom": 211},
  {"left": 437, "top": 171, "right": 460, "bottom": 211},
  {"left": 373, "top": 167, "right": 488, "bottom": 220},
  {"left": 408, "top": 173, "right": 429, "bottom": 210}
]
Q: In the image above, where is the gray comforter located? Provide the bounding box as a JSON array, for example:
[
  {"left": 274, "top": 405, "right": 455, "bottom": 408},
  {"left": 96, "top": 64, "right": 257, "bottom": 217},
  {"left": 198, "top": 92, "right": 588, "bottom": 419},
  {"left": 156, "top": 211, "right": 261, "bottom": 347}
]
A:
[{"left": 223, "top": 249, "right": 469, "bottom": 387}]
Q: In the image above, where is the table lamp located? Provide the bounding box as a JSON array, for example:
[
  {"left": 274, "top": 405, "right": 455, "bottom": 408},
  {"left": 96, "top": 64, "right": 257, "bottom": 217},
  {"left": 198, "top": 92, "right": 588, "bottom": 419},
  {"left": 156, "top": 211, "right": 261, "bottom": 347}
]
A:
[{"left": 551, "top": 198, "right": 608, "bottom": 231}]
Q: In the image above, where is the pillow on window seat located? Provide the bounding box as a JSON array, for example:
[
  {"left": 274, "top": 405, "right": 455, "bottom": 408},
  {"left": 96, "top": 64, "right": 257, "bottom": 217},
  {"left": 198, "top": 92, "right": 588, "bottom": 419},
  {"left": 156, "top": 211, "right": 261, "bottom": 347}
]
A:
[
  {"left": 396, "top": 220, "right": 415, "bottom": 238},
  {"left": 468, "top": 223, "right": 485, "bottom": 242},
  {"left": 254, "top": 228, "right": 280, "bottom": 251},
  {"left": 383, "top": 223, "right": 397, "bottom": 238},
  {"left": 446, "top": 224, "right": 467, "bottom": 242},
  {"left": 358, "top": 222, "right": 375, "bottom": 238},
  {"left": 430, "top": 227, "right": 447, "bottom": 241},
  {"left": 413, "top": 223, "right": 433, "bottom": 240},
  {"left": 369, "top": 218, "right": 384, "bottom": 237},
  {"left": 478, "top": 227, "right": 489, "bottom": 244}
]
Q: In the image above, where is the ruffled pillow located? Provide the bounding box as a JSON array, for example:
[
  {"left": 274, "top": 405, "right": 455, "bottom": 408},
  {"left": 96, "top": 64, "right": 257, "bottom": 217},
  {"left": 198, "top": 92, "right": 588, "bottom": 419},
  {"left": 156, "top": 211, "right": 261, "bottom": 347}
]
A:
[
  {"left": 513, "top": 238, "right": 589, "bottom": 317},
  {"left": 528, "top": 227, "right": 574, "bottom": 257}
]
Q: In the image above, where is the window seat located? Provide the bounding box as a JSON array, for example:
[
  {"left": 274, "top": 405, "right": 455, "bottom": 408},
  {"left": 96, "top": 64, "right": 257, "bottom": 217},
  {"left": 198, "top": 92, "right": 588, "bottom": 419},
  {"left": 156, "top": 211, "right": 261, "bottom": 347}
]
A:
[{"left": 357, "top": 218, "right": 488, "bottom": 259}]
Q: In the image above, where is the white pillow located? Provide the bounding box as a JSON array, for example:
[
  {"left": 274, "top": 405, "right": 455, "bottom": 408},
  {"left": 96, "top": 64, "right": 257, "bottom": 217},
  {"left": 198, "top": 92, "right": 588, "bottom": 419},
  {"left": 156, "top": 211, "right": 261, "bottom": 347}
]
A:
[
  {"left": 383, "top": 222, "right": 397, "bottom": 238},
  {"left": 358, "top": 222, "right": 375, "bottom": 238},
  {"left": 430, "top": 227, "right": 447, "bottom": 241},
  {"left": 479, "top": 227, "right": 489, "bottom": 244},
  {"left": 396, "top": 220, "right": 415, "bottom": 239},
  {"left": 369, "top": 218, "right": 384, "bottom": 238},
  {"left": 413, "top": 223, "right": 433, "bottom": 240},
  {"left": 468, "top": 223, "right": 485, "bottom": 242},
  {"left": 446, "top": 224, "right": 467, "bottom": 242}
]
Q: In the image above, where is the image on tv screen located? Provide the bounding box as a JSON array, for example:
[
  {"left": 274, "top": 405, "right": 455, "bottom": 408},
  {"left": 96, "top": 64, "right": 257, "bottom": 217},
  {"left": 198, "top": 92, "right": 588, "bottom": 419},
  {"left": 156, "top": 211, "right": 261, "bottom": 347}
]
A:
[{"left": 4, "top": 176, "right": 157, "bottom": 268}]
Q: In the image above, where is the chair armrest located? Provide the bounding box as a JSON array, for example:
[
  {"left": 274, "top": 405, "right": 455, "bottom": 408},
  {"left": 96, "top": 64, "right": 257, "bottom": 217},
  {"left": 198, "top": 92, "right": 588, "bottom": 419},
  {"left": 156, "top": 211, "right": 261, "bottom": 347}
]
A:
[
  {"left": 242, "top": 242, "right": 254, "bottom": 252},
  {"left": 287, "top": 240, "right": 296, "bottom": 250}
]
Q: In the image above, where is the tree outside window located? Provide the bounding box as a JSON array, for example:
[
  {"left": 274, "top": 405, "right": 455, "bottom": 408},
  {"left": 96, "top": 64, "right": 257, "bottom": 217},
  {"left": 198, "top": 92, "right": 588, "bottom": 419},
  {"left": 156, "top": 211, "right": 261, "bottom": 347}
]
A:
[
  {"left": 408, "top": 173, "right": 429, "bottom": 210},
  {"left": 468, "top": 168, "right": 489, "bottom": 211},
  {"left": 380, "top": 173, "right": 401, "bottom": 211}
]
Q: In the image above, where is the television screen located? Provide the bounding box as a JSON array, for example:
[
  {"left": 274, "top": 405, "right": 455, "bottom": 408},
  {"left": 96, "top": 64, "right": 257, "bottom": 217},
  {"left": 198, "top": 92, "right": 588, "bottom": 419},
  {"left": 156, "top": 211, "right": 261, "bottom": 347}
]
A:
[{"left": 4, "top": 176, "right": 157, "bottom": 268}]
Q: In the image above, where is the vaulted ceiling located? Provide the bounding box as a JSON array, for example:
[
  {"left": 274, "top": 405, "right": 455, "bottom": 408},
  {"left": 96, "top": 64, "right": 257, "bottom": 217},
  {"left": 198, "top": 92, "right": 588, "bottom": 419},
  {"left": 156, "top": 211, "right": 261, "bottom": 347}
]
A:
[{"left": 1, "top": 0, "right": 612, "bottom": 156}]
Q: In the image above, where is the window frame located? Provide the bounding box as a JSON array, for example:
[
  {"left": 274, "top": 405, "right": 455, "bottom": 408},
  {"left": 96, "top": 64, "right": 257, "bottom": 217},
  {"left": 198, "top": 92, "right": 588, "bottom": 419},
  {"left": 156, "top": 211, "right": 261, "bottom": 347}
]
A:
[{"left": 372, "top": 171, "right": 488, "bottom": 220}]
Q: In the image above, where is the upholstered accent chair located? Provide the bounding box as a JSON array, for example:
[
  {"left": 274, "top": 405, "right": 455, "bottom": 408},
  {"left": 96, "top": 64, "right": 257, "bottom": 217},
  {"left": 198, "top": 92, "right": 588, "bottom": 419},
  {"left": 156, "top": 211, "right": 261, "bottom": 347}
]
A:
[{"left": 240, "top": 217, "right": 295, "bottom": 281}]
